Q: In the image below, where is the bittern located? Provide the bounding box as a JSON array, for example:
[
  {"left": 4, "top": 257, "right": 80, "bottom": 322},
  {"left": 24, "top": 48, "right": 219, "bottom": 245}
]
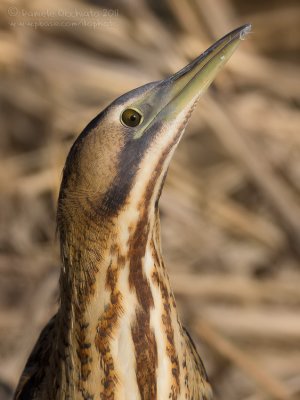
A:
[{"left": 14, "top": 24, "right": 251, "bottom": 400}]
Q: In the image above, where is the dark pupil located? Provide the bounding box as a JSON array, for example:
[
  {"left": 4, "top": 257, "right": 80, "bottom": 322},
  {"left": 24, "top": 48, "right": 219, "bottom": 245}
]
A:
[{"left": 122, "top": 109, "right": 141, "bottom": 127}]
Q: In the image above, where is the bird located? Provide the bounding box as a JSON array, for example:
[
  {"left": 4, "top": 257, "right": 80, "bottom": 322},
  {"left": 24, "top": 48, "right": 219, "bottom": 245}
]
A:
[{"left": 14, "top": 24, "right": 251, "bottom": 400}]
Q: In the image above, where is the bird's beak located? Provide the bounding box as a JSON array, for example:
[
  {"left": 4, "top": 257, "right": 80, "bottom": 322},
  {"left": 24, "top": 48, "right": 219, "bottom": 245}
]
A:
[{"left": 158, "top": 24, "right": 251, "bottom": 121}]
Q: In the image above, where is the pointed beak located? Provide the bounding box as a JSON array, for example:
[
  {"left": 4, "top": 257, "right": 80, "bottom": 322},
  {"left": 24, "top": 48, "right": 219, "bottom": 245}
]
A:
[
  {"left": 131, "top": 24, "right": 251, "bottom": 139},
  {"left": 160, "top": 24, "right": 251, "bottom": 120}
]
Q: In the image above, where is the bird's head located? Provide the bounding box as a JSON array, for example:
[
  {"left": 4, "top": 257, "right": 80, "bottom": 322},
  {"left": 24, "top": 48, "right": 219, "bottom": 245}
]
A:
[{"left": 58, "top": 25, "right": 250, "bottom": 228}]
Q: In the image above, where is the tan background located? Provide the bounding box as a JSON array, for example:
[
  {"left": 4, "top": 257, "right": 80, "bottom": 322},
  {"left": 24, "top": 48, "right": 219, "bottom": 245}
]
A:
[{"left": 0, "top": 0, "right": 300, "bottom": 399}]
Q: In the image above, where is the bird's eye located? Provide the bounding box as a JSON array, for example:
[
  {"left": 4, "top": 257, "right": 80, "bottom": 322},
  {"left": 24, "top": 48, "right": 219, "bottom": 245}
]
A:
[{"left": 121, "top": 108, "right": 142, "bottom": 127}]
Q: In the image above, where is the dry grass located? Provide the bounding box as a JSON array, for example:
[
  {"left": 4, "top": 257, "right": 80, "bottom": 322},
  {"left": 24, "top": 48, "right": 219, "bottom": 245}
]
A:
[{"left": 0, "top": 0, "right": 300, "bottom": 399}]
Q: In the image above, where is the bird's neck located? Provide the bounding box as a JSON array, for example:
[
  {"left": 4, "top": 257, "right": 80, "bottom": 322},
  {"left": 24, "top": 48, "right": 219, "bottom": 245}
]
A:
[{"left": 56, "top": 203, "right": 184, "bottom": 399}]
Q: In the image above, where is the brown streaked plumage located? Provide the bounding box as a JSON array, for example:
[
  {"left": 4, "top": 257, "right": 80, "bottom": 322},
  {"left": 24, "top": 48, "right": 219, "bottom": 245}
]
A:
[{"left": 14, "top": 24, "right": 251, "bottom": 400}]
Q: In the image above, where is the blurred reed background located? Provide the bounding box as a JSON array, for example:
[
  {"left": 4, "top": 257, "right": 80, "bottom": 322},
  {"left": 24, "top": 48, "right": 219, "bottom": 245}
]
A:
[{"left": 0, "top": 0, "right": 300, "bottom": 399}]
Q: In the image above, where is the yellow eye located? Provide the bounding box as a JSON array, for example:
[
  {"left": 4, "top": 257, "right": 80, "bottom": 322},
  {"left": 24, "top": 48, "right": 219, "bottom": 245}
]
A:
[{"left": 121, "top": 109, "right": 142, "bottom": 127}]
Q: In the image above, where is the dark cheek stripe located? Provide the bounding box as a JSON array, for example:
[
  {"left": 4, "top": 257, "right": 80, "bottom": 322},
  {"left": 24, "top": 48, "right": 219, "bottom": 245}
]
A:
[
  {"left": 99, "top": 116, "right": 185, "bottom": 217},
  {"left": 100, "top": 123, "right": 158, "bottom": 217}
]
